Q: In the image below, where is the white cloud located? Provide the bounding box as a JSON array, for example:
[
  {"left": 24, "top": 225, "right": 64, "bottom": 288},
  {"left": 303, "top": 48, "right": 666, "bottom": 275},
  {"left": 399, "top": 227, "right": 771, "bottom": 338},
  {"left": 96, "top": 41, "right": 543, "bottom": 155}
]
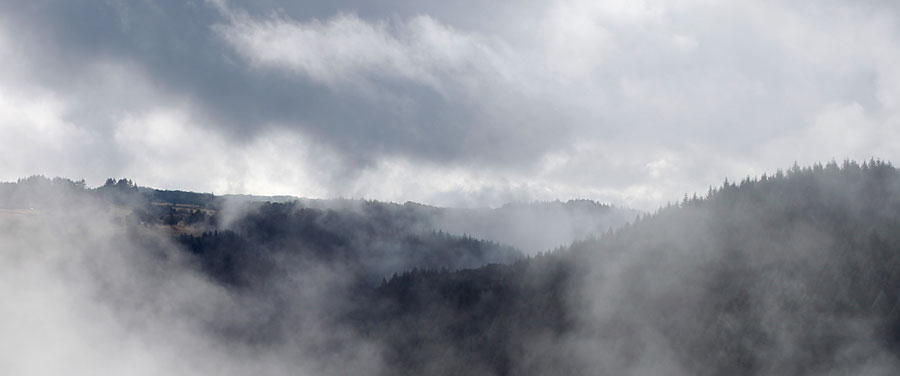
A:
[
  {"left": 4, "top": 0, "right": 900, "bottom": 210},
  {"left": 216, "top": 12, "right": 519, "bottom": 97},
  {"left": 0, "top": 75, "right": 101, "bottom": 182},
  {"left": 541, "top": 1, "right": 615, "bottom": 81}
]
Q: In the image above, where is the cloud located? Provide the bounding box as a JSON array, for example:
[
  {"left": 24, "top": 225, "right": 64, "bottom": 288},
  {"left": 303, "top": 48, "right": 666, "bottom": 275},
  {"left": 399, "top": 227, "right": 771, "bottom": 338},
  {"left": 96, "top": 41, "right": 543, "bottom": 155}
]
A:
[
  {"left": 218, "top": 13, "right": 488, "bottom": 91},
  {"left": 2, "top": 0, "right": 900, "bottom": 209},
  {"left": 214, "top": 9, "right": 571, "bottom": 169}
]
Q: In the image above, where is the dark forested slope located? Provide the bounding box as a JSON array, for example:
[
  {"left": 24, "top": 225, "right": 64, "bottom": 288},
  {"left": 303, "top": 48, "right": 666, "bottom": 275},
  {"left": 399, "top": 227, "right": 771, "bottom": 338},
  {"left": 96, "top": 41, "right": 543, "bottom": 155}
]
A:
[
  {"left": 362, "top": 160, "right": 900, "bottom": 375},
  {"left": 179, "top": 201, "right": 522, "bottom": 286},
  {"left": 0, "top": 177, "right": 525, "bottom": 285},
  {"left": 0, "top": 176, "right": 635, "bottom": 287}
]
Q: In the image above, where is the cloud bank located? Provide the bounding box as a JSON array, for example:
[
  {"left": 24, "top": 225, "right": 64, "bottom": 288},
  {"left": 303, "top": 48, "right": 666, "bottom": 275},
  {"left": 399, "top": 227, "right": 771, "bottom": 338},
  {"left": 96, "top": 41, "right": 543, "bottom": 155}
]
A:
[{"left": 2, "top": 0, "right": 900, "bottom": 208}]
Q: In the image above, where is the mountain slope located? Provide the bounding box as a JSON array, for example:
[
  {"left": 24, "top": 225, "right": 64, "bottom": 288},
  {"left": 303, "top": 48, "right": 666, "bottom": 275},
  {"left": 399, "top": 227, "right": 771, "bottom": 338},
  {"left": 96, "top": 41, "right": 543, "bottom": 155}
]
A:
[
  {"left": 5, "top": 161, "right": 899, "bottom": 375},
  {"left": 361, "top": 160, "right": 900, "bottom": 375}
]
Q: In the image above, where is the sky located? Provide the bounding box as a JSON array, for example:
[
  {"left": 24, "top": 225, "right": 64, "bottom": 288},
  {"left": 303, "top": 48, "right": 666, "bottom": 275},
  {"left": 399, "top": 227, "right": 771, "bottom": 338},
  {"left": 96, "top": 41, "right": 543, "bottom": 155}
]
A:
[{"left": 2, "top": 0, "right": 900, "bottom": 210}]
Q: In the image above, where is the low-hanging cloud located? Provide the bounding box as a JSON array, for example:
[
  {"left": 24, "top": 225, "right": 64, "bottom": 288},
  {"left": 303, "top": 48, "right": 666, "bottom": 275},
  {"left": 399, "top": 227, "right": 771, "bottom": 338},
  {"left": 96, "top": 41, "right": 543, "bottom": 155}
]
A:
[{"left": 0, "top": 187, "right": 384, "bottom": 375}]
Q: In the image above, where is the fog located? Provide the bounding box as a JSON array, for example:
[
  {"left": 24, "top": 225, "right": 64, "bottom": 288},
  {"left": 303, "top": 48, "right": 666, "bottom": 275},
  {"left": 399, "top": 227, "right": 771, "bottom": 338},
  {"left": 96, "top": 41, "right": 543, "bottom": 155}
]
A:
[
  {"left": 0, "top": 188, "right": 381, "bottom": 375},
  {"left": 430, "top": 200, "right": 640, "bottom": 254},
  {"left": 546, "top": 162, "right": 900, "bottom": 374},
  {"left": 4, "top": 162, "right": 900, "bottom": 375}
]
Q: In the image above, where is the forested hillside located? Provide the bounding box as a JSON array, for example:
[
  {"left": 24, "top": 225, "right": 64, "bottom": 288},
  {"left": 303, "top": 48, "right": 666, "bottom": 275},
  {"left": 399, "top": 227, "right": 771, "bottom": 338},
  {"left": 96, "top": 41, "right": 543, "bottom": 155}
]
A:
[
  {"left": 179, "top": 202, "right": 521, "bottom": 286},
  {"left": 0, "top": 176, "right": 634, "bottom": 285},
  {"left": 4, "top": 160, "right": 900, "bottom": 375},
  {"left": 361, "top": 160, "right": 900, "bottom": 375},
  {"left": 0, "top": 177, "right": 523, "bottom": 284}
]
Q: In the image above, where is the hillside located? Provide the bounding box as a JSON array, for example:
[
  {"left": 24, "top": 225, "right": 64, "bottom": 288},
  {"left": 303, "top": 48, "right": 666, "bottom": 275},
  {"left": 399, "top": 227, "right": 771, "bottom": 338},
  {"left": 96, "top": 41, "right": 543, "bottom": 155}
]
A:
[
  {"left": 4, "top": 161, "right": 900, "bottom": 375},
  {"left": 360, "top": 160, "right": 900, "bottom": 375},
  {"left": 0, "top": 177, "right": 634, "bottom": 283}
]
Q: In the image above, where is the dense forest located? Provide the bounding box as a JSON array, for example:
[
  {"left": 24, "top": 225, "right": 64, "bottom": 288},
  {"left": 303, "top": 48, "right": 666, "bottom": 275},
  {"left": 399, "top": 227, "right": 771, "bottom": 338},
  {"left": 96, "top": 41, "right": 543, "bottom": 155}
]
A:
[
  {"left": 3, "top": 160, "right": 900, "bottom": 374},
  {"left": 360, "top": 160, "right": 900, "bottom": 375}
]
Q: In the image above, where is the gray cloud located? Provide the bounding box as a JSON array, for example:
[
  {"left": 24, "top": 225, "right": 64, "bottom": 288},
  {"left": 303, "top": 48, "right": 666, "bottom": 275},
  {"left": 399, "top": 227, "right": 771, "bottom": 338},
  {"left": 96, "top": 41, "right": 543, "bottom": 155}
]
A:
[{"left": 2, "top": 0, "right": 900, "bottom": 208}]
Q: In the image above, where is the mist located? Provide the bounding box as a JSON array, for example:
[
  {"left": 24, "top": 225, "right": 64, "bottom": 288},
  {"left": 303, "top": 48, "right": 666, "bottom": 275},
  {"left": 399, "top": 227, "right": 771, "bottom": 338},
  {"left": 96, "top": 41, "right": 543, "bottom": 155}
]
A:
[
  {"left": 5, "top": 161, "right": 900, "bottom": 375},
  {"left": 429, "top": 200, "right": 640, "bottom": 254},
  {"left": 533, "top": 161, "right": 900, "bottom": 374},
  {"left": 0, "top": 181, "right": 381, "bottom": 375}
]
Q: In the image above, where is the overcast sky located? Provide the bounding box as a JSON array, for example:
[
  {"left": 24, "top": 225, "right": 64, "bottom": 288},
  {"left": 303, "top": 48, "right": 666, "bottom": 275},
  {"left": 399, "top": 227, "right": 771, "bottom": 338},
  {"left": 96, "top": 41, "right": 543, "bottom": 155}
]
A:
[{"left": 2, "top": 0, "right": 899, "bottom": 210}]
